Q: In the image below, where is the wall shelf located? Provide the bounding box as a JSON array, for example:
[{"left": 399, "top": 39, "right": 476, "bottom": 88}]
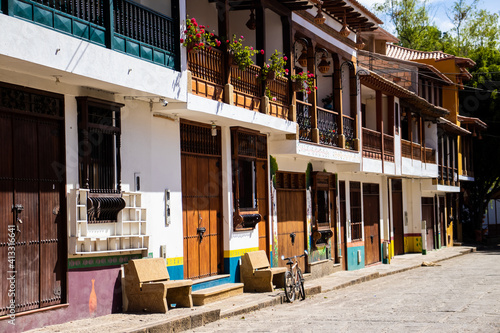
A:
[{"left": 69, "top": 189, "right": 149, "bottom": 256}]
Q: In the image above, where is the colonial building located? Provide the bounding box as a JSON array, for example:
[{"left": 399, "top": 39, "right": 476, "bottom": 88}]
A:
[{"left": 0, "top": 0, "right": 484, "bottom": 331}]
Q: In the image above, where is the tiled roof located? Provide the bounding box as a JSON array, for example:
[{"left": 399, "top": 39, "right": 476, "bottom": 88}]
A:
[
  {"left": 359, "top": 68, "right": 449, "bottom": 118},
  {"left": 458, "top": 115, "right": 488, "bottom": 130},
  {"left": 438, "top": 117, "right": 471, "bottom": 135},
  {"left": 386, "top": 44, "right": 475, "bottom": 67}
]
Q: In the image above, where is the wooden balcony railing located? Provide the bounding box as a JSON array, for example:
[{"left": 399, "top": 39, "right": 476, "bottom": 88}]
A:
[
  {"left": 362, "top": 128, "right": 382, "bottom": 159},
  {"left": 296, "top": 100, "right": 313, "bottom": 142},
  {"left": 343, "top": 115, "right": 356, "bottom": 150},
  {"left": 383, "top": 134, "right": 394, "bottom": 162},
  {"left": 402, "top": 139, "right": 411, "bottom": 158},
  {"left": 317, "top": 106, "right": 338, "bottom": 147},
  {"left": 439, "top": 165, "right": 458, "bottom": 184},
  {"left": 5, "top": 0, "right": 178, "bottom": 69},
  {"left": 267, "top": 76, "right": 290, "bottom": 119},
  {"left": 188, "top": 47, "right": 225, "bottom": 102},
  {"left": 351, "top": 221, "right": 363, "bottom": 241},
  {"left": 424, "top": 147, "right": 436, "bottom": 164},
  {"left": 230, "top": 64, "right": 261, "bottom": 111},
  {"left": 412, "top": 142, "right": 421, "bottom": 161}
]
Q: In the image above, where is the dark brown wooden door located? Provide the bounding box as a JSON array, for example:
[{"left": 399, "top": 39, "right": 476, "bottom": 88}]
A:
[
  {"left": 276, "top": 172, "right": 306, "bottom": 272},
  {"left": 339, "top": 181, "right": 347, "bottom": 270},
  {"left": 181, "top": 122, "right": 222, "bottom": 280},
  {"left": 256, "top": 160, "right": 269, "bottom": 254},
  {"left": 0, "top": 109, "right": 65, "bottom": 315},
  {"left": 422, "top": 197, "right": 435, "bottom": 251},
  {"left": 363, "top": 183, "right": 380, "bottom": 266},
  {"left": 392, "top": 180, "right": 404, "bottom": 255}
]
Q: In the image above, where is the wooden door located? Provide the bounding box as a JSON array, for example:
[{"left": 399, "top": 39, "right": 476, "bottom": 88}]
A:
[
  {"left": 392, "top": 179, "right": 404, "bottom": 255},
  {"left": 421, "top": 197, "right": 435, "bottom": 251},
  {"left": 339, "top": 181, "right": 347, "bottom": 270},
  {"left": 275, "top": 172, "right": 307, "bottom": 272},
  {"left": 256, "top": 160, "right": 269, "bottom": 254},
  {"left": 181, "top": 122, "right": 222, "bottom": 280},
  {"left": 363, "top": 183, "right": 381, "bottom": 265},
  {"left": 0, "top": 97, "right": 66, "bottom": 316}
]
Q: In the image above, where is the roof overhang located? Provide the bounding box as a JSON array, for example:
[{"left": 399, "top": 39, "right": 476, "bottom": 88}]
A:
[
  {"left": 438, "top": 117, "right": 471, "bottom": 135},
  {"left": 359, "top": 68, "right": 449, "bottom": 118}
]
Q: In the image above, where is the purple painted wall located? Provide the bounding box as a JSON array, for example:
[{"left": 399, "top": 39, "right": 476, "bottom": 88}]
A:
[{"left": 0, "top": 266, "right": 122, "bottom": 332}]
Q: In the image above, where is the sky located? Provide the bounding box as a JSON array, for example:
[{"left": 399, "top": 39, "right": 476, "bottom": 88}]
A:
[{"left": 356, "top": 0, "right": 499, "bottom": 35}]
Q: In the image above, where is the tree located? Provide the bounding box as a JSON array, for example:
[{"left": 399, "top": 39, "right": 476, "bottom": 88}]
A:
[
  {"left": 373, "top": 0, "right": 442, "bottom": 50},
  {"left": 447, "top": 0, "right": 479, "bottom": 56}
]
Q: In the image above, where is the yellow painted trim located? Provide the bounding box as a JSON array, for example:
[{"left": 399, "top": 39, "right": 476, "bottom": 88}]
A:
[
  {"left": 166, "top": 257, "right": 183, "bottom": 266},
  {"left": 224, "top": 247, "right": 259, "bottom": 258},
  {"left": 404, "top": 236, "right": 422, "bottom": 253}
]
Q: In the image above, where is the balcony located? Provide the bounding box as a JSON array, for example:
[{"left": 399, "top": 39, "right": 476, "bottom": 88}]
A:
[
  {"left": 296, "top": 102, "right": 356, "bottom": 150},
  {"left": 187, "top": 47, "right": 290, "bottom": 120},
  {"left": 2, "top": 0, "right": 178, "bottom": 69},
  {"left": 361, "top": 128, "right": 394, "bottom": 162},
  {"left": 401, "top": 139, "right": 436, "bottom": 164}
]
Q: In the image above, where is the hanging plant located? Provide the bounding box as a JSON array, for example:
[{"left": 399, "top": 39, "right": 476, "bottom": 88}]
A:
[
  {"left": 226, "top": 35, "right": 263, "bottom": 71},
  {"left": 180, "top": 17, "right": 221, "bottom": 53},
  {"left": 291, "top": 71, "right": 317, "bottom": 95},
  {"left": 260, "top": 50, "right": 289, "bottom": 81}
]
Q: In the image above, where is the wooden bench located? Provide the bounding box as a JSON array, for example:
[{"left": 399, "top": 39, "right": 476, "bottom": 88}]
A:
[
  {"left": 124, "top": 258, "right": 193, "bottom": 313},
  {"left": 240, "top": 250, "right": 287, "bottom": 292}
]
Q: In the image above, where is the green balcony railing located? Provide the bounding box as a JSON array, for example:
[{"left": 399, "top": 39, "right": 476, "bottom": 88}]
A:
[{"left": 1, "top": 0, "right": 179, "bottom": 70}]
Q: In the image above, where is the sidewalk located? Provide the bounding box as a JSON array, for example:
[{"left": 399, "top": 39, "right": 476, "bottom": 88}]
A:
[{"left": 30, "top": 246, "right": 475, "bottom": 333}]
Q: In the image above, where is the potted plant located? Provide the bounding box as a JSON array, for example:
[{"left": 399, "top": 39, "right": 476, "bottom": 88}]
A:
[
  {"left": 227, "top": 35, "right": 263, "bottom": 71},
  {"left": 321, "top": 93, "right": 334, "bottom": 110},
  {"left": 180, "top": 17, "right": 221, "bottom": 53},
  {"left": 291, "top": 71, "right": 316, "bottom": 95},
  {"left": 260, "top": 51, "right": 288, "bottom": 81}
]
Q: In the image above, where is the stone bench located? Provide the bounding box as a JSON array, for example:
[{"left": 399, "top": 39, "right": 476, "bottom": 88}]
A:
[
  {"left": 240, "top": 250, "right": 287, "bottom": 292},
  {"left": 124, "top": 258, "right": 193, "bottom": 313}
]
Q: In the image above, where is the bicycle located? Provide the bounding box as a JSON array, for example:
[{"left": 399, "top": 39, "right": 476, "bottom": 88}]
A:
[{"left": 282, "top": 250, "right": 308, "bottom": 302}]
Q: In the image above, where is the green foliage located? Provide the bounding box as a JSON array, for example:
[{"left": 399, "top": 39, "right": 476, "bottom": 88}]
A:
[
  {"left": 180, "top": 17, "right": 220, "bottom": 52},
  {"left": 227, "top": 35, "right": 262, "bottom": 71},
  {"left": 270, "top": 155, "right": 278, "bottom": 187},
  {"left": 291, "top": 71, "right": 316, "bottom": 95},
  {"left": 261, "top": 50, "right": 289, "bottom": 80},
  {"left": 305, "top": 162, "right": 313, "bottom": 189},
  {"left": 373, "top": 0, "right": 440, "bottom": 50}
]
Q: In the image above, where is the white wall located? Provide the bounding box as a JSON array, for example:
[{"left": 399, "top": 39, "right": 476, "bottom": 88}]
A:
[
  {"left": 139, "top": 0, "right": 172, "bottom": 17},
  {"left": 186, "top": 1, "right": 218, "bottom": 35},
  {"left": 265, "top": 9, "right": 283, "bottom": 55}
]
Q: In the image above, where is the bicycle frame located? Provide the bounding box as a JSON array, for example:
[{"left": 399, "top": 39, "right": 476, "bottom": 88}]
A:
[{"left": 282, "top": 250, "right": 307, "bottom": 302}]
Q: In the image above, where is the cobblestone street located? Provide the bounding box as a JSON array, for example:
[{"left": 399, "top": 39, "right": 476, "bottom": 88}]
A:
[{"left": 191, "top": 249, "right": 500, "bottom": 333}]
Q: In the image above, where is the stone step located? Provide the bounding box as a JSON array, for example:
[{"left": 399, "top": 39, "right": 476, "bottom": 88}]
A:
[{"left": 192, "top": 283, "right": 244, "bottom": 306}]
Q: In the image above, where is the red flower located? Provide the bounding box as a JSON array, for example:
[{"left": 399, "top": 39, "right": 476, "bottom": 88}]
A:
[
  {"left": 180, "top": 38, "right": 184, "bottom": 43},
  {"left": 193, "top": 22, "right": 198, "bottom": 27},
  {"left": 191, "top": 18, "right": 196, "bottom": 23},
  {"left": 216, "top": 40, "right": 221, "bottom": 47},
  {"left": 208, "top": 46, "right": 212, "bottom": 50},
  {"left": 307, "top": 91, "right": 311, "bottom": 94},
  {"left": 199, "top": 42, "right": 204, "bottom": 47},
  {"left": 283, "top": 56, "right": 288, "bottom": 61},
  {"left": 196, "top": 33, "right": 201, "bottom": 38},
  {"left": 314, "top": 86, "right": 317, "bottom": 90},
  {"left": 210, "top": 33, "right": 214, "bottom": 37},
  {"left": 226, "top": 40, "right": 230, "bottom": 43},
  {"left": 260, "top": 49, "right": 265, "bottom": 54}
]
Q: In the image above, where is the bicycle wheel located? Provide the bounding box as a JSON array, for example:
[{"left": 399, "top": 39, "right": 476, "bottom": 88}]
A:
[
  {"left": 297, "top": 268, "right": 305, "bottom": 300},
  {"left": 284, "top": 271, "right": 295, "bottom": 302}
]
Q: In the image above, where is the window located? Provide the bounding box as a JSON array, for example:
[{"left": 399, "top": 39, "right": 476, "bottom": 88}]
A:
[
  {"left": 231, "top": 127, "right": 267, "bottom": 230},
  {"left": 311, "top": 172, "right": 336, "bottom": 246},
  {"left": 395, "top": 103, "right": 400, "bottom": 134},
  {"left": 77, "top": 97, "right": 123, "bottom": 193}
]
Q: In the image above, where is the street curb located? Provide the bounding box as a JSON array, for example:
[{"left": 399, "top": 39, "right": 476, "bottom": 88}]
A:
[{"left": 124, "top": 247, "right": 476, "bottom": 333}]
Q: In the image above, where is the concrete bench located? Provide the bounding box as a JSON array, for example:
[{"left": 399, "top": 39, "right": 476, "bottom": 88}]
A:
[
  {"left": 124, "top": 258, "right": 193, "bottom": 313},
  {"left": 240, "top": 250, "right": 287, "bottom": 292}
]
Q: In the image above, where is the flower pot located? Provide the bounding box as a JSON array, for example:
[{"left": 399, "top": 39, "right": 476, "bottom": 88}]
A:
[
  {"left": 292, "top": 81, "right": 304, "bottom": 92},
  {"left": 266, "top": 70, "right": 276, "bottom": 81}
]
